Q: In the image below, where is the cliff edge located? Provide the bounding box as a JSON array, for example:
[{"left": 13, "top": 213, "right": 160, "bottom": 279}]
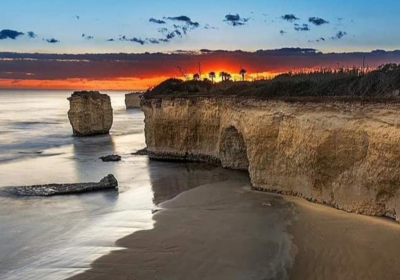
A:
[{"left": 141, "top": 67, "right": 400, "bottom": 221}]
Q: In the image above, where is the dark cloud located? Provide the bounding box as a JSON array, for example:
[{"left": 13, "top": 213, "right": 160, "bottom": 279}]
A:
[
  {"left": 309, "top": 17, "right": 329, "bottom": 26},
  {"left": 149, "top": 18, "right": 166, "bottom": 24},
  {"left": 157, "top": 27, "right": 169, "bottom": 34},
  {"left": 45, "top": 38, "right": 59, "bottom": 43},
  {"left": 107, "top": 38, "right": 115, "bottom": 42},
  {"left": 294, "top": 23, "right": 310, "bottom": 31},
  {"left": 165, "top": 29, "right": 182, "bottom": 40},
  {"left": 148, "top": 38, "right": 160, "bottom": 44},
  {"left": 224, "top": 14, "right": 249, "bottom": 26},
  {"left": 331, "top": 31, "right": 347, "bottom": 39},
  {"left": 0, "top": 29, "right": 24, "bottom": 40},
  {"left": 173, "top": 24, "right": 188, "bottom": 34},
  {"left": 309, "top": 37, "right": 326, "bottom": 43},
  {"left": 204, "top": 24, "right": 218, "bottom": 30},
  {"left": 119, "top": 36, "right": 146, "bottom": 45},
  {"left": 27, "top": 31, "right": 37, "bottom": 38},
  {"left": 82, "top": 34, "right": 94, "bottom": 40},
  {"left": 2, "top": 49, "right": 400, "bottom": 83},
  {"left": 282, "top": 14, "right": 299, "bottom": 22},
  {"left": 165, "top": 16, "right": 200, "bottom": 28},
  {"left": 131, "top": 37, "right": 145, "bottom": 45}
]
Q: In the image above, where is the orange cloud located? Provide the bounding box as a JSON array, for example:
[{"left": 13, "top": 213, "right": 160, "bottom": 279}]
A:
[
  {"left": 2, "top": 48, "right": 400, "bottom": 90},
  {"left": 0, "top": 76, "right": 169, "bottom": 90}
]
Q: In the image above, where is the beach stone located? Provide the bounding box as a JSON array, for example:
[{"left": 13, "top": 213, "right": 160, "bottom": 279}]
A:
[
  {"left": 68, "top": 91, "right": 113, "bottom": 136},
  {"left": 125, "top": 92, "right": 143, "bottom": 109},
  {"left": 6, "top": 174, "right": 118, "bottom": 196},
  {"left": 100, "top": 154, "right": 122, "bottom": 162}
]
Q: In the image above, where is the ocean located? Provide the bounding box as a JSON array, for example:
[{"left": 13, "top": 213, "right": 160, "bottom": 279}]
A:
[{"left": 0, "top": 90, "right": 238, "bottom": 280}]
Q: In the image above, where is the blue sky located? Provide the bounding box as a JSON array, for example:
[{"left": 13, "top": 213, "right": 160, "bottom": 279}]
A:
[{"left": 2, "top": 0, "right": 400, "bottom": 54}]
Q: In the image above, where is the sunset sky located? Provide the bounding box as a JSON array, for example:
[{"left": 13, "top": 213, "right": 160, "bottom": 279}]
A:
[{"left": 2, "top": 0, "right": 400, "bottom": 90}]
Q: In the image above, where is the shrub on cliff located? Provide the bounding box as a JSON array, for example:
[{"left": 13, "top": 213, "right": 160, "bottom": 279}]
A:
[
  {"left": 148, "top": 78, "right": 213, "bottom": 97},
  {"left": 145, "top": 64, "right": 400, "bottom": 100}
]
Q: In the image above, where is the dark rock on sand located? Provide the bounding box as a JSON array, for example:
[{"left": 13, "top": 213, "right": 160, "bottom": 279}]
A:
[
  {"left": 5, "top": 175, "right": 118, "bottom": 196},
  {"left": 100, "top": 154, "right": 122, "bottom": 162},
  {"left": 67, "top": 91, "right": 113, "bottom": 136}
]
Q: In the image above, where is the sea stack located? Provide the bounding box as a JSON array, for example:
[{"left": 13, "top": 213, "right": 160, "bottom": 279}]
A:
[
  {"left": 67, "top": 91, "right": 113, "bottom": 136},
  {"left": 125, "top": 92, "right": 143, "bottom": 109}
]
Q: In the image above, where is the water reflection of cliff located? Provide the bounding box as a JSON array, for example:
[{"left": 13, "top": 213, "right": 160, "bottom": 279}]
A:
[
  {"left": 148, "top": 161, "right": 244, "bottom": 205},
  {"left": 72, "top": 135, "right": 117, "bottom": 182}
]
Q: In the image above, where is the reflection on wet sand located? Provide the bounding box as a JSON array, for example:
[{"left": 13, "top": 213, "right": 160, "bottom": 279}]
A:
[
  {"left": 69, "top": 168, "right": 296, "bottom": 280},
  {"left": 72, "top": 134, "right": 117, "bottom": 182},
  {"left": 149, "top": 162, "right": 238, "bottom": 204}
]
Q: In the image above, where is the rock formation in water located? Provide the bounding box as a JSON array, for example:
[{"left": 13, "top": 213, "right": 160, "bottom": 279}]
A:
[
  {"left": 142, "top": 87, "right": 400, "bottom": 222},
  {"left": 100, "top": 154, "right": 122, "bottom": 162},
  {"left": 125, "top": 92, "right": 143, "bottom": 109},
  {"left": 68, "top": 91, "right": 113, "bottom": 136},
  {"left": 6, "top": 174, "right": 118, "bottom": 196}
]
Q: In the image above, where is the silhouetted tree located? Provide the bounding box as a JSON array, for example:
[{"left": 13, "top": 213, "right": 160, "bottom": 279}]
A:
[
  {"left": 193, "top": 73, "right": 200, "bottom": 81},
  {"left": 209, "top": 71, "right": 216, "bottom": 83},
  {"left": 219, "top": 71, "right": 225, "bottom": 81},
  {"left": 239, "top": 68, "right": 247, "bottom": 81},
  {"left": 219, "top": 71, "right": 230, "bottom": 81}
]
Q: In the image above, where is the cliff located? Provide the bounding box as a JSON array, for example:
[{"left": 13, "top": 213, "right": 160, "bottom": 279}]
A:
[
  {"left": 142, "top": 96, "right": 400, "bottom": 221},
  {"left": 125, "top": 92, "right": 143, "bottom": 109},
  {"left": 67, "top": 91, "right": 113, "bottom": 136}
]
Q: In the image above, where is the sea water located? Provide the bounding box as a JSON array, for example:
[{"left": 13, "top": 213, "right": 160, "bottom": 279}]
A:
[{"left": 0, "top": 90, "right": 232, "bottom": 280}]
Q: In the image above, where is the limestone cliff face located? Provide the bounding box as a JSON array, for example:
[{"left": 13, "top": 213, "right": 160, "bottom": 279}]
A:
[
  {"left": 68, "top": 91, "right": 113, "bottom": 136},
  {"left": 125, "top": 92, "right": 143, "bottom": 109},
  {"left": 143, "top": 97, "right": 400, "bottom": 221}
]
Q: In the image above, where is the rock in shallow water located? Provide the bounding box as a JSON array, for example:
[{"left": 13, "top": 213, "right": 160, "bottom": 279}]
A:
[
  {"left": 100, "top": 154, "right": 122, "bottom": 162},
  {"left": 6, "top": 175, "right": 118, "bottom": 196},
  {"left": 67, "top": 91, "right": 113, "bottom": 136},
  {"left": 131, "top": 148, "right": 148, "bottom": 156},
  {"left": 125, "top": 92, "right": 143, "bottom": 109}
]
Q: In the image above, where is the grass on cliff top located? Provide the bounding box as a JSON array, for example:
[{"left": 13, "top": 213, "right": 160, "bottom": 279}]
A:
[{"left": 144, "top": 64, "right": 400, "bottom": 101}]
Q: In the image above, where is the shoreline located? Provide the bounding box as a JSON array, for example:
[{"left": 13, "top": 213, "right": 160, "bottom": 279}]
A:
[
  {"left": 68, "top": 176, "right": 400, "bottom": 280},
  {"left": 69, "top": 174, "right": 296, "bottom": 280}
]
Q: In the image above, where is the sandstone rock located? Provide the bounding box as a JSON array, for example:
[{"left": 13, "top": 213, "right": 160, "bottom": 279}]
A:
[
  {"left": 100, "top": 154, "right": 122, "bottom": 162},
  {"left": 68, "top": 91, "right": 113, "bottom": 136},
  {"left": 125, "top": 92, "right": 143, "bottom": 109},
  {"left": 142, "top": 97, "right": 400, "bottom": 222},
  {"left": 5, "top": 174, "right": 118, "bottom": 196}
]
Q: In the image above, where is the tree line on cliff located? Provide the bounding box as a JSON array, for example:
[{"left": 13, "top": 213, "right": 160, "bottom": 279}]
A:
[{"left": 145, "top": 63, "right": 400, "bottom": 101}]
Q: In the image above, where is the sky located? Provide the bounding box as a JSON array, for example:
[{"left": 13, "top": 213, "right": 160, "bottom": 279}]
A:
[{"left": 2, "top": 0, "right": 400, "bottom": 89}]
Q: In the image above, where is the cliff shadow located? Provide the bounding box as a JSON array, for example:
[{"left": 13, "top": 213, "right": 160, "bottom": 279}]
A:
[
  {"left": 219, "top": 126, "right": 249, "bottom": 171},
  {"left": 148, "top": 161, "right": 246, "bottom": 205}
]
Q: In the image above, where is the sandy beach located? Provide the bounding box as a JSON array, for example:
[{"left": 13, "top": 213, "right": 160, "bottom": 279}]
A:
[
  {"left": 70, "top": 172, "right": 296, "bottom": 280},
  {"left": 69, "top": 174, "right": 400, "bottom": 280},
  {"left": 288, "top": 195, "right": 400, "bottom": 280}
]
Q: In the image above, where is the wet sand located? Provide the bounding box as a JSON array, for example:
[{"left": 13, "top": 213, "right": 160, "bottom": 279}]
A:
[
  {"left": 70, "top": 173, "right": 296, "bottom": 280},
  {"left": 287, "top": 195, "right": 400, "bottom": 280},
  {"left": 70, "top": 177, "right": 400, "bottom": 280}
]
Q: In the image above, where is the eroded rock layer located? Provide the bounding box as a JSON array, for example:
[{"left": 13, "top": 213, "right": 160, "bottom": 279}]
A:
[
  {"left": 142, "top": 97, "right": 400, "bottom": 221},
  {"left": 68, "top": 91, "right": 113, "bottom": 136},
  {"left": 125, "top": 92, "right": 143, "bottom": 109}
]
